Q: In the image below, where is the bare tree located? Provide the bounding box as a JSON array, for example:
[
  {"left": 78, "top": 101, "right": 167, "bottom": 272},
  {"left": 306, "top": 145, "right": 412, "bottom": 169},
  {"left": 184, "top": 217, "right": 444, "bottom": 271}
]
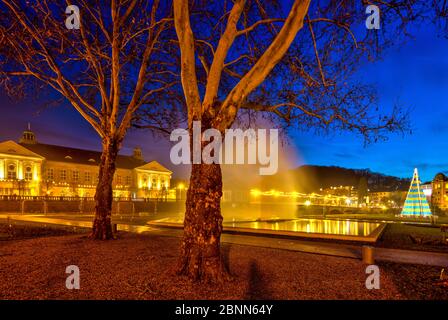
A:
[
  {"left": 0, "top": 0, "right": 181, "bottom": 239},
  {"left": 172, "top": 0, "right": 443, "bottom": 282},
  {"left": 0, "top": 0, "right": 444, "bottom": 280}
]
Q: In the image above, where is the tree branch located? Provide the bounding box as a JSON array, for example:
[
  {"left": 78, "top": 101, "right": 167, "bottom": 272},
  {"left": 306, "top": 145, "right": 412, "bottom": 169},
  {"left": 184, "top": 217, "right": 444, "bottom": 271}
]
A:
[
  {"left": 214, "top": 0, "right": 312, "bottom": 131},
  {"left": 173, "top": 0, "right": 202, "bottom": 127},
  {"left": 202, "top": 0, "right": 245, "bottom": 112}
]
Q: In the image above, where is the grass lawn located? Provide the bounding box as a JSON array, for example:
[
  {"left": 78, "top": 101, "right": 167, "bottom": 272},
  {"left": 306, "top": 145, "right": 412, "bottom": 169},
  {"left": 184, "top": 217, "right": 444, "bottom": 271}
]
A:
[
  {"left": 378, "top": 223, "right": 448, "bottom": 253},
  {"left": 0, "top": 220, "right": 88, "bottom": 240}
]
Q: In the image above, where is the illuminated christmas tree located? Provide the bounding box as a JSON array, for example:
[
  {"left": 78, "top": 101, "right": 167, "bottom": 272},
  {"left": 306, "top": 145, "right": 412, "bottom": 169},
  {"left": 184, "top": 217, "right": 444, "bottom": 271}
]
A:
[{"left": 401, "top": 168, "right": 432, "bottom": 217}]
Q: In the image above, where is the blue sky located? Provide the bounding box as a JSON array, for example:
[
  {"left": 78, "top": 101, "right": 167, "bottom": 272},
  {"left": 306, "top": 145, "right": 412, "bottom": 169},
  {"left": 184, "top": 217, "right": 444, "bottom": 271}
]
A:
[{"left": 289, "top": 25, "right": 448, "bottom": 182}]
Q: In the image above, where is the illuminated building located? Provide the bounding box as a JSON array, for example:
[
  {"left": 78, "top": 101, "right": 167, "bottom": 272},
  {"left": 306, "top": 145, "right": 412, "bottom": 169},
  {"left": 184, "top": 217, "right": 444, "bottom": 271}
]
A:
[
  {"left": 368, "top": 190, "right": 407, "bottom": 207},
  {"left": 432, "top": 173, "right": 448, "bottom": 210},
  {"left": 0, "top": 128, "right": 171, "bottom": 198},
  {"left": 320, "top": 185, "right": 356, "bottom": 197}
]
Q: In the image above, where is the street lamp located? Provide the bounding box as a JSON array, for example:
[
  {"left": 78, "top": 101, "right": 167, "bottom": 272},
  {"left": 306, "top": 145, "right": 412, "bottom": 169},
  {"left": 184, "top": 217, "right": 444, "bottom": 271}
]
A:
[{"left": 177, "top": 183, "right": 185, "bottom": 200}]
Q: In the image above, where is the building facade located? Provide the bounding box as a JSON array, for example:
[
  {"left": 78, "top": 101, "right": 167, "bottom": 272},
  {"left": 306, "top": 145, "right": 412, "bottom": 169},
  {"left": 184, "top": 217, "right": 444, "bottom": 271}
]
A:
[
  {"left": 0, "top": 129, "right": 172, "bottom": 198},
  {"left": 432, "top": 173, "right": 448, "bottom": 210},
  {"left": 368, "top": 190, "right": 407, "bottom": 208}
]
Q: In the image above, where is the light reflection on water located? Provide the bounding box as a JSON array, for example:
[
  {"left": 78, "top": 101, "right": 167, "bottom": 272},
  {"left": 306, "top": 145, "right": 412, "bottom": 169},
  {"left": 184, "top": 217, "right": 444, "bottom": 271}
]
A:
[
  {"left": 226, "top": 219, "right": 380, "bottom": 236},
  {"left": 153, "top": 216, "right": 381, "bottom": 237},
  {"left": 2, "top": 209, "right": 380, "bottom": 237}
]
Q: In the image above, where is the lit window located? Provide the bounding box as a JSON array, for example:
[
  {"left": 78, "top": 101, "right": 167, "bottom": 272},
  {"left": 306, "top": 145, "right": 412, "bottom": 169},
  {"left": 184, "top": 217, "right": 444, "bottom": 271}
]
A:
[
  {"left": 47, "top": 168, "right": 54, "bottom": 180},
  {"left": 125, "top": 176, "right": 131, "bottom": 185},
  {"left": 24, "top": 166, "right": 32, "bottom": 180},
  {"left": 7, "top": 164, "right": 16, "bottom": 180},
  {"left": 84, "top": 172, "right": 91, "bottom": 183},
  {"left": 72, "top": 170, "right": 79, "bottom": 182},
  {"left": 117, "top": 175, "right": 122, "bottom": 184},
  {"left": 60, "top": 169, "right": 67, "bottom": 181}
]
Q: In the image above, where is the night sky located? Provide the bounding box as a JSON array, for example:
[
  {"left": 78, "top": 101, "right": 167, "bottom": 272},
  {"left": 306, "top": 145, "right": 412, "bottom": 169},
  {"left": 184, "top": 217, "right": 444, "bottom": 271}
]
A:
[
  {"left": 0, "top": 22, "right": 447, "bottom": 182},
  {"left": 290, "top": 23, "right": 448, "bottom": 182}
]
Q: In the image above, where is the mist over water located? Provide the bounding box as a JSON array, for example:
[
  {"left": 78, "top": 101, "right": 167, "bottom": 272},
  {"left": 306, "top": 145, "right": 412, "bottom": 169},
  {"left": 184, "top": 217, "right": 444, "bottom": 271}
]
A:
[
  {"left": 161, "top": 124, "right": 307, "bottom": 223},
  {"left": 154, "top": 138, "right": 384, "bottom": 239},
  {"left": 220, "top": 141, "right": 303, "bottom": 222}
]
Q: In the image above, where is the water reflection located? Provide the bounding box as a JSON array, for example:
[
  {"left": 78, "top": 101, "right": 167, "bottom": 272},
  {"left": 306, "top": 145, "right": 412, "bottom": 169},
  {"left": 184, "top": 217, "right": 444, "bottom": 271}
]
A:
[
  {"left": 152, "top": 216, "right": 380, "bottom": 236},
  {"left": 226, "top": 219, "right": 380, "bottom": 236}
]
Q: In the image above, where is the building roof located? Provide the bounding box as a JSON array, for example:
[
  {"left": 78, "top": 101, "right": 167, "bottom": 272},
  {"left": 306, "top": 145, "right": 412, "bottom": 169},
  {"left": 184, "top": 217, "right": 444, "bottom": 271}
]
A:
[
  {"left": 18, "top": 142, "right": 150, "bottom": 170},
  {"left": 135, "top": 161, "right": 172, "bottom": 173},
  {"left": 0, "top": 140, "right": 45, "bottom": 159},
  {"left": 434, "top": 173, "right": 448, "bottom": 181}
]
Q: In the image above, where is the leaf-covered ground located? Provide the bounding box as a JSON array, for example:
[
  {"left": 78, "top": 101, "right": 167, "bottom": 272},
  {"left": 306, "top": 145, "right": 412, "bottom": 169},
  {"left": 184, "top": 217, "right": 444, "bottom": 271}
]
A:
[{"left": 0, "top": 227, "right": 446, "bottom": 300}]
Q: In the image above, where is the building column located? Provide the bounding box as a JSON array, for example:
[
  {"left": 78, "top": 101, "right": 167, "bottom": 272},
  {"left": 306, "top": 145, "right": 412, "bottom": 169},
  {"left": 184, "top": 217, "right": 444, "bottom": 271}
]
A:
[
  {"left": 0, "top": 159, "right": 4, "bottom": 180},
  {"left": 33, "top": 162, "right": 41, "bottom": 196},
  {"left": 17, "top": 160, "right": 23, "bottom": 180}
]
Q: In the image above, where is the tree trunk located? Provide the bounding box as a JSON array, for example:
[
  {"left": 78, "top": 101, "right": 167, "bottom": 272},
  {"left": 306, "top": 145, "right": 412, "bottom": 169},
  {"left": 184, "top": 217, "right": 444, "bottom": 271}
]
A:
[
  {"left": 177, "top": 162, "right": 231, "bottom": 282},
  {"left": 92, "top": 138, "right": 120, "bottom": 240}
]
